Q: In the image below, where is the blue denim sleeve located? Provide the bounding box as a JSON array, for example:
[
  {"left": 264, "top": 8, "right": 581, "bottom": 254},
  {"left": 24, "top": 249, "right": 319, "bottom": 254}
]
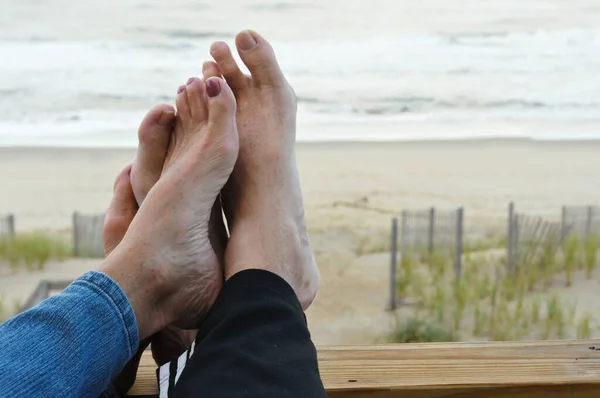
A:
[{"left": 0, "top": 270, "right": 139, "bottom": 398}]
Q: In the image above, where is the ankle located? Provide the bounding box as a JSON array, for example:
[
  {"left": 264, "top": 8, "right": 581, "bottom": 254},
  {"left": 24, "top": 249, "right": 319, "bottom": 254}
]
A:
[
  {"left": 99, "top": 246, "right": 173, "bottom": 340},
  {"left": 226, "top": 215, "right": 318, "bottom": 309}
]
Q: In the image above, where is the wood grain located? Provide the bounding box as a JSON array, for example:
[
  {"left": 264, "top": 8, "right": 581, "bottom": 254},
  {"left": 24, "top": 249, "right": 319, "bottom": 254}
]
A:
[{"left": 129, "top": 340, "right": 600, "bottom": 397}]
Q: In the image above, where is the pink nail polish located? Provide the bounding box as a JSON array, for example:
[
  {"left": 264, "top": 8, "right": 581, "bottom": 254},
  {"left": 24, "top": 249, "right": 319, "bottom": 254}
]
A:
[
  {"left": 206, "top": 79, "right": 221, "bottom": 98},
  {"left": 186, "top": 77, "right": 196, "bottom": 85},
  {"left": 177, "top": 85, "right": 186, "bottom": 94}
]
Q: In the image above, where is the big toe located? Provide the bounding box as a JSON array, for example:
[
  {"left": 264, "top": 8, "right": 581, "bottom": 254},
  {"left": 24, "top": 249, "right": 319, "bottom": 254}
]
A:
[
  {"left": 235, "top": 30, "right": 285, "bottom": 88},
  {"left": 131, "top": 104, "right": 175, "bottom": 204}
]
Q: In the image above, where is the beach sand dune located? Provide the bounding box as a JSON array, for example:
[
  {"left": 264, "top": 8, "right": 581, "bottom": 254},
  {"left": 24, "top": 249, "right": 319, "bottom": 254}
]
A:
[{"left": 1, "top": 140, "right": 599, "bottom": 343}]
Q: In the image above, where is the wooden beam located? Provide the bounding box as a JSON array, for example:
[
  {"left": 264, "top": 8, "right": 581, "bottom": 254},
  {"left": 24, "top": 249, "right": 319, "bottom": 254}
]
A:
[{"left": 129, "top": 340, "right": 600, "bottom": 397}]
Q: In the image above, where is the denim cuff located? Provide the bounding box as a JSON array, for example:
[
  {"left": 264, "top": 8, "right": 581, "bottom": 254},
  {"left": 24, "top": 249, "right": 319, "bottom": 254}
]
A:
[{"left": 73, "top": 270, "right": 139, "bottom": 358}]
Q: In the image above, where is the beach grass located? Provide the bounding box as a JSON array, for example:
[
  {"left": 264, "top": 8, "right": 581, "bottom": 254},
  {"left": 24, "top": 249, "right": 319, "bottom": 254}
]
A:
[
  {"left": 0, "top": 232, "right": 71, "bottom": 271},
  {"left": 388, "top": 233, "right": 599, "bottom": 343},
  {"left": 387, "top": 315, "right": 455, "bottom": 344}
]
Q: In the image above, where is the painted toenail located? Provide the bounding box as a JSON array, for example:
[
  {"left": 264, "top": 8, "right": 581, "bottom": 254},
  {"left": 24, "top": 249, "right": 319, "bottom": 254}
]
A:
[
  {"left": 206, "top": 79, "right": 221, "bottom": 97},
  {"left": 186, "top": 77, "right": 196, "bottom": 85},
  {"left": 157, "top": 110, "right": 175, "bottom": 126},
  {"left": 177, "top": 85, "right": 185, "bottom": 94},
  {"left": 237, "top": 30, "right": 257, "bottom": 51}
]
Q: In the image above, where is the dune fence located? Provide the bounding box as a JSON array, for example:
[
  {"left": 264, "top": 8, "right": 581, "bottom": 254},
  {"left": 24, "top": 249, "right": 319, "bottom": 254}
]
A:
[
  {"left": 388, "top": 207, "right": 464, "bottom": 310},
  {"left": 506, "top": 202, "right": 565, "bottom": 276},
  {"left": 0, "top": 214, "right": 15, "bottom": 238},
  {"left": 561, "top": 205, "right": 600, "bottom": 240},
  {"left": 72, "top": 212, "right": 105, "bottom": 258}
]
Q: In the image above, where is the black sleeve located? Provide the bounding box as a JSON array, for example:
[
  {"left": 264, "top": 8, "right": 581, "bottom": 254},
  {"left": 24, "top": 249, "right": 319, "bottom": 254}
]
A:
[{"left": 172, "top": 269, "right": 327, "bottom": 398}]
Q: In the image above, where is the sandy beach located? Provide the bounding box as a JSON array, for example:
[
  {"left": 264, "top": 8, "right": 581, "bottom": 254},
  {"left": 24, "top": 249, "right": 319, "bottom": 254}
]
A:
[{"left": 1, "top": 140, "right": 599, "bottom": 344}]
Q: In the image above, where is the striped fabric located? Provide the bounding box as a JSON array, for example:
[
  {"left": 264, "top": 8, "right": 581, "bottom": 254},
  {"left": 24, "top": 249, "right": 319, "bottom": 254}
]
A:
[{"left": 157, "top": 341, "right": 196, "bottom": 397}]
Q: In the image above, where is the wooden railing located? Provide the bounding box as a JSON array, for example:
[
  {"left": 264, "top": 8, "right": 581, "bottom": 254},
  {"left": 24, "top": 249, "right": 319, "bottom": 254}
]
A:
[{"left": 130, "top": 340, "right": 600, "bottom": 397}]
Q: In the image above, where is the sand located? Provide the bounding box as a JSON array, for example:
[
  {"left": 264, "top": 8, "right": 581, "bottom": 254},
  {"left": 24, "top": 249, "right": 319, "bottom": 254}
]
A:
[{"left": 1, "top": 140, "right": 599, "bottom": 343}]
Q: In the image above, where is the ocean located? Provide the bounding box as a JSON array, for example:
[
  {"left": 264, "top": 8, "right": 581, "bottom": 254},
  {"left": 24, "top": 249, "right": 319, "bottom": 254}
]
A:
[{"left": 2, "top": 0, "right": 600, "bottom": 146}]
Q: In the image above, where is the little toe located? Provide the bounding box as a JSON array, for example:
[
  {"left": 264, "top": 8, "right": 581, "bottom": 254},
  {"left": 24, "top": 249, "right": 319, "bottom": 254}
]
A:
[
  {"left": 210, "top": 41, "right": 247, "bottom": 91},
  {"left": 185, "top": 77, "right": 208, "bottom": 122},
  {"left": 202, "top": 61, "right": 222, "bottom": 80},
  {"left": 235, "top": 30, "right": 285, "bottom": 88},
  {"left": 132, "top": 104, "right": 175, "bottom": 204}
]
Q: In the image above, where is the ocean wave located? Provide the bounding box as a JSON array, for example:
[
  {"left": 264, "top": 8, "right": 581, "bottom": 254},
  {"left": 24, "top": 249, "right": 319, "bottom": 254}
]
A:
[{"left": 296, "top": 97, "right": 600, "bottom": 117}]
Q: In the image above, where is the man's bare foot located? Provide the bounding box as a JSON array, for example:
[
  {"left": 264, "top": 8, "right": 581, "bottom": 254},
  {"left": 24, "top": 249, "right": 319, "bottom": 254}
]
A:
[
  {"left": 130, "top": 104, "right": 175, "bottom": 205},
  {"left": 204, "top": 30, "right": 318, "bottom": 310},
  {"left": 103, "top": 165, "right": 147, "bottom": 396},
  {"left": 100, "top": 75, "right": 239, "bottom": 335}
]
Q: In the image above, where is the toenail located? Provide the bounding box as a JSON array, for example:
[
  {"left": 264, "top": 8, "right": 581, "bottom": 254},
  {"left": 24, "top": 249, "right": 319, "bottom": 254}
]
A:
[
  {"left": 237, "top": 30, "right": 257, "bottom": 51},
  {"left": 157, "top": 110, "right": 175, "bottom": 126},
  {"left": 206, "top": 79, "right": 221, "bottom": 98},
  {"left": 186, "top": 77, "right": 196, "bottom": 85},
  {"left": 177, "top": 85, "right": 186, "bottom": 94}
]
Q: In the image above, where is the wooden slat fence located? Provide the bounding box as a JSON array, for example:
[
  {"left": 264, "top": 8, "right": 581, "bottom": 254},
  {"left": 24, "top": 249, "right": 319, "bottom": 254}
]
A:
[
  {"left": 0, "top": 214, "right": 15, "bottom": 238},
  {"left": 507, "top": 202, "right": 564, "bottom": 275},
  {"left": 389, "top": 207, "right": 464, "bottom": 310},
  {"left": 561, "top": 206, "right": 600, "bottom": 239},
  {"left": 72, "top": 212, "right": 105, "bottom": 258}
]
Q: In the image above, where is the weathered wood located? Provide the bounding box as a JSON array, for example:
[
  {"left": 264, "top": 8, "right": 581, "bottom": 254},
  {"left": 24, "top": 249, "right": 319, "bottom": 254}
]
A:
[
  {"left": 427, "top": 207, "right": 435, "bottom": 254},
  {"left": 129, "top": 340, "right": 600, "bottom": 397},
  {"left": 20, "top": 281, "right": 50, "bottom": 312},
  {"left": 507, "top": 202, "right": 515, "bottom": 273},
  {"left": 72, "top": 211, "right": 105, "bottom": 258},
  {"left": 0, "top": 213, "right": 15, "bottom": 237},
  {"left": 454, "top": 207, "right": 464, "bottom": 280},
  {"left": 72, "top": 212, "right": 79, "bottom": 257},
  {"left": 20, "top": 279, "right": 73, "bottom": 312},
  {"left": 586, "top": 206, "right": 593, "bottom": 240},
  {"left": 388, "top": 217, "right": 398, "bottom": 311}
]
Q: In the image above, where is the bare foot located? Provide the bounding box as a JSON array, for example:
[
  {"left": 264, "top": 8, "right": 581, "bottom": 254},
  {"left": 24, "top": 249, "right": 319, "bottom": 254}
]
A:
[
  {"left": 128, "top": 97, "right": 224, "bottom": 363},
  {"left": 100, "top": 75, "right": 239, "bottom": 335},
  {"left": 103, "top": 165, "right": 146, "bottom": 396},
  {"left": 130, "top": 104, "right": 175, "bottom": 205},
  {"left": 205, "top": 30, "right": 318, "bottom": 309}
]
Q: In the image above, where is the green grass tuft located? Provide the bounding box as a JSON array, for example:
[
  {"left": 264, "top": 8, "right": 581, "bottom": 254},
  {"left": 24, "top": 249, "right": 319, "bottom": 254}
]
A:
[
  {"left": 0, "top": 233, "right": 71, "bottom": 271},
  {"left": 387, "top": 316, "right": 455, "bottom": 344}
]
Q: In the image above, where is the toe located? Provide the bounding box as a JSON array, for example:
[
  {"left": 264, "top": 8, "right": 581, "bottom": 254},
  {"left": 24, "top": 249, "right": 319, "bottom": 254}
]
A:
[
  {"left": 205, "top": 77, "right": 239, "bottom": 155},
  {"left": 132, "top": 104, "right": 175, "bottom": 204},
  {"left": 202, "top": 61, "right": 222, "bottom": 80},
  {"left": 104, "top": 164, "right": 138, "bottom": 256},
  {"left": 235, "top": 30, "right": 285, "bottom": 88},
  {"left": 185, "top": 77, "right": 208, "bottom": 122},
  {"left": 210, "top": 41, "right": 247, "bottom": 91},
  {"left": 176, "top": 84, "right": 191, "bottom": 119}
]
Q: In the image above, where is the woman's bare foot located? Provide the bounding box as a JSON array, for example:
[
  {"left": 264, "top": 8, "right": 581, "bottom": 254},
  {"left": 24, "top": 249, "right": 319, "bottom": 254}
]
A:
[
  {"left": 100, "top": 75, "right": 239, "bottom": 335},
  {"left": 204, "top": 30, "right": 318, "bottom": 310},
  {"left": 128, "top": 93, "right": 227, "bottom": 364}
]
